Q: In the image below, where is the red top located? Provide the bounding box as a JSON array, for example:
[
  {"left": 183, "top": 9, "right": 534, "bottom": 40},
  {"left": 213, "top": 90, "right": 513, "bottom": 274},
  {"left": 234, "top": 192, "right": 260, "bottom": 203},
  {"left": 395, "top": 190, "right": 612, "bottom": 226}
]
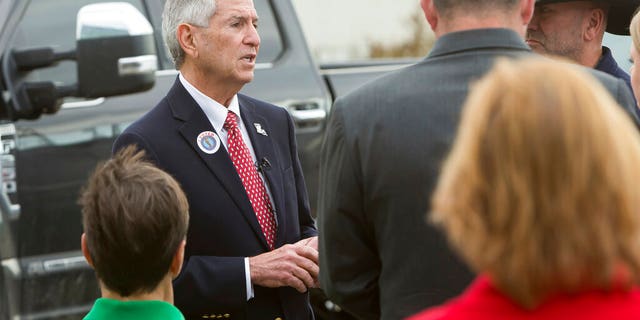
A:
[{"left": 407, "top": 276, "right": 640, "bottom": 320}]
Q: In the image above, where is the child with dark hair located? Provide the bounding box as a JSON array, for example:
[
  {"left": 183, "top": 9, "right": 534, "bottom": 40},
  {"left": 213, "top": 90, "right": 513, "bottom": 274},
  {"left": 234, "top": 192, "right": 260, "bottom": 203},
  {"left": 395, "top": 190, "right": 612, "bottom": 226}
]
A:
[{"left": 79, "top": 145, "right": 189, "bottom": 320}]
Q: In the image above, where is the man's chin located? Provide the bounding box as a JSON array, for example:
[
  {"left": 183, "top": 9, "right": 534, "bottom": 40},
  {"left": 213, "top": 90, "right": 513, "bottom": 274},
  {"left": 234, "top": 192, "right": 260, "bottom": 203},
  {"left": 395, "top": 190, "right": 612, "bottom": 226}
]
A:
[
  {"left": 241, "top": 74, "right": 255, "bottom": 84},
  {"left": 235, "top": 72, "right": 255, "bottom": 85}
]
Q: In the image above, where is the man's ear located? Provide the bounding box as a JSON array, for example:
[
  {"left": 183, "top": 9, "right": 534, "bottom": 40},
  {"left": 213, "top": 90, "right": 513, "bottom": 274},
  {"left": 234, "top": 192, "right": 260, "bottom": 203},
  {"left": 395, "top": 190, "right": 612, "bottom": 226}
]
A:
[
  {"left": 520, "top": 0, "right": 535, "bottom": 25},
  {"left": 81, "top": 233, "right": 94, "bottom": 269},
  {"left": 421, "top": 0, "right": 439, "bottom": 33},
  {"left": 584, "top": 8, "right": 605, "bottom": 41},
  {"left": 177, "top": 23, "right": 199, "bottom": 59},
  {"left": 170, "top": 240, "right": 186, "bottom": 279}
]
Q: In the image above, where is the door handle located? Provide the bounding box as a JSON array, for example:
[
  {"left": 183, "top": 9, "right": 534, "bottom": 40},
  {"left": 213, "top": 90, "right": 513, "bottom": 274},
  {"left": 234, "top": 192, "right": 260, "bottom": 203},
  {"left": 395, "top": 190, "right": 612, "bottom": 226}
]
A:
[{"left": 281, "top": 99, "right": 327, "bottom": 131}]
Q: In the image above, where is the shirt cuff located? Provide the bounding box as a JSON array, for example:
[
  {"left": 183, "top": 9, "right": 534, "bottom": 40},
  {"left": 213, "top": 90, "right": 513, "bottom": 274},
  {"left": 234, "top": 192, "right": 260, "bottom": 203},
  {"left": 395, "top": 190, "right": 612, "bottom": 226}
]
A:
[{"left": 244, "top": 257, "right": 254, "bottom": 301}]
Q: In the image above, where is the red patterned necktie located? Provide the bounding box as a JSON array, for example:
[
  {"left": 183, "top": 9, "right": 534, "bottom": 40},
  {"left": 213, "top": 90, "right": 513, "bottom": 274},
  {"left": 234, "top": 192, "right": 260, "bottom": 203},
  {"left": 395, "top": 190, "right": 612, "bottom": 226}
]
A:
[{"left": 224, "top": 111, "right": 276, "bottom": 250}]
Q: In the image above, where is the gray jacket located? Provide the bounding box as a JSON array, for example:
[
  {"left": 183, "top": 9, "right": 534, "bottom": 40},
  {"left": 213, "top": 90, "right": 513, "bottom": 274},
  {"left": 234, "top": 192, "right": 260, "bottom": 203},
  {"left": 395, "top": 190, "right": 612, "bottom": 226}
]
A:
[{"left": 318, "top": 28, "right": 637, "bottom": 320}]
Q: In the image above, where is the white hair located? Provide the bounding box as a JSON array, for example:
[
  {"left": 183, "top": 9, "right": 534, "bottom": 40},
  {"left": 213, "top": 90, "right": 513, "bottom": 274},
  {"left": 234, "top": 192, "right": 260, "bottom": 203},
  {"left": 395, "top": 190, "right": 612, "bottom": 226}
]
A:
[{"left": 162, "top": 0, "right": 217, "bottom": 69}]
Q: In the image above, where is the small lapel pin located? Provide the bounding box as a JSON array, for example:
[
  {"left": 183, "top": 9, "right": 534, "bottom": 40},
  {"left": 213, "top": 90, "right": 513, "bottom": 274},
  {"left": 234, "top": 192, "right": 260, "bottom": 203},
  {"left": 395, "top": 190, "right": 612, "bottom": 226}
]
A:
[
  {"left": 254, "top": 123, "right": 268, "bottom": 136},
  {"left": 196, "top": 131, "right": 221, "bottom": 154}
]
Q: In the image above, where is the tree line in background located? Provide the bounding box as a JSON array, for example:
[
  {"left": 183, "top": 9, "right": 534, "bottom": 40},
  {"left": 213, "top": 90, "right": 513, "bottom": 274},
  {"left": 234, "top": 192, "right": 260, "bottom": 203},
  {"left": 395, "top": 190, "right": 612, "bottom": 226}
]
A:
[{"left": 367, "top": 9, "right": 434, "bottom": 59}]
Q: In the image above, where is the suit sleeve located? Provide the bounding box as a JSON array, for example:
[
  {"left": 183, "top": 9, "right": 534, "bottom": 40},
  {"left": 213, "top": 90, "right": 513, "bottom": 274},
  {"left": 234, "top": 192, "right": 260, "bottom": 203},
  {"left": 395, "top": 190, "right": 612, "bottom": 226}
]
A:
[
  {"left": 113, "top": 132, "right": 248, "bottom": 314},
  {"left": 284, "top": 110, "right": 318, "bottom": 239},
  {"left": 318, "top": 100, "right": 381, "bottom": 319}
]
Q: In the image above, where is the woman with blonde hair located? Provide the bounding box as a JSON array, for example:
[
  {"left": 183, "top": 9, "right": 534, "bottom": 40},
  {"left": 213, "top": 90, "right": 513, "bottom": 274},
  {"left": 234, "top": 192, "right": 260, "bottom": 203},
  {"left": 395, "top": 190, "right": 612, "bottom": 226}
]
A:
[
  {"left": 629, "top": 9, "right": 640, "bottom": 106},
  {"left": 409, "top": 57, "right": 640, "bottom": 320}
]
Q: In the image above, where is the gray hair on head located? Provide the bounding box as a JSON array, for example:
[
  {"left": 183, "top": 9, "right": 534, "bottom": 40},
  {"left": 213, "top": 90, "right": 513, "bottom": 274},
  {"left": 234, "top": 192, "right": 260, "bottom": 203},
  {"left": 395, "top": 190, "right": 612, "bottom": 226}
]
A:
[{"left": 162, "top": 0, "right": 217, "bottom": 69}]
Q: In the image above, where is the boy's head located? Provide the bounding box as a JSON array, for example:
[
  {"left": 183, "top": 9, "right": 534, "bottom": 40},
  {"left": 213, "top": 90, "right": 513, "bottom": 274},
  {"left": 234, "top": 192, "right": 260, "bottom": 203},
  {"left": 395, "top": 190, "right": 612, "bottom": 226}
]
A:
[{"left": 79, "top": 145, "right": 189, "bottom": 297}]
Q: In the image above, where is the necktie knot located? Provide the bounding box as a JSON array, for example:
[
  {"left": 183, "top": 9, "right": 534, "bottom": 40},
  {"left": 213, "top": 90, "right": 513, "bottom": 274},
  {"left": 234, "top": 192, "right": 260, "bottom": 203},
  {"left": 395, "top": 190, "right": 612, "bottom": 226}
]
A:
[{"left": 224, "top": 111, "right": 238, "bottom": 131}]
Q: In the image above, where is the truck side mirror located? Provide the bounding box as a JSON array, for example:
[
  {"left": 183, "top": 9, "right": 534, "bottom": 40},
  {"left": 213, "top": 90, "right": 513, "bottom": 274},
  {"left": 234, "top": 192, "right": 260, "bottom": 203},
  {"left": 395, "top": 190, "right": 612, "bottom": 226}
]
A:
[
  {"left": 5, "top": 2, "right": 158, "bottom": 120},
  {"left": 75, "top": 2, "right": 157, "bottom": 98}
]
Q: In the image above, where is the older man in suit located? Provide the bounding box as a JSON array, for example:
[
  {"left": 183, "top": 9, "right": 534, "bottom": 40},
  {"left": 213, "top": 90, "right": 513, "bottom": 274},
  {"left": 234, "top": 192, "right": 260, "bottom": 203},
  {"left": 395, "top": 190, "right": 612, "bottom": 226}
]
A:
[
  {"left": 113, "top": 0, "right": 318, "bottom": 319},
  {"left": 317, "top": 0, "right": 639, "bottom": 319}
]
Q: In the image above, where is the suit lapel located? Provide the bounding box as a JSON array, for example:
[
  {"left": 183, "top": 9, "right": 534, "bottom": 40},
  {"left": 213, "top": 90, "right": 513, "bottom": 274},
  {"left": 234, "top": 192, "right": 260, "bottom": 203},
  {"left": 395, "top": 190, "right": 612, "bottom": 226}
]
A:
[
  {"left": 239, "top": 97, "right": 288, "bottom": 248},
  {"left": 169, "top": 81, "right": 270, "bottom": 250}
]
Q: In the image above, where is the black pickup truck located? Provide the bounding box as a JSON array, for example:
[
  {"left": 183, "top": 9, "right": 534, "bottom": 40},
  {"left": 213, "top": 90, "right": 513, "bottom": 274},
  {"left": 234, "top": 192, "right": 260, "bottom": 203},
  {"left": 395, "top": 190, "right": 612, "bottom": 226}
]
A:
[{"left": 0, "top": 0, "right": 410, "bottom": 319}]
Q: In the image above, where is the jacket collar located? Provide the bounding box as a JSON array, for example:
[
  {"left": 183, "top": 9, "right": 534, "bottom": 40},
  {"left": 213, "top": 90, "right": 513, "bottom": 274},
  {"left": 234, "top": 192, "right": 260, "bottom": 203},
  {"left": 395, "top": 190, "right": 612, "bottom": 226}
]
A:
[{"left": 428, "top": 28, "right": 531, "bottom": 59}]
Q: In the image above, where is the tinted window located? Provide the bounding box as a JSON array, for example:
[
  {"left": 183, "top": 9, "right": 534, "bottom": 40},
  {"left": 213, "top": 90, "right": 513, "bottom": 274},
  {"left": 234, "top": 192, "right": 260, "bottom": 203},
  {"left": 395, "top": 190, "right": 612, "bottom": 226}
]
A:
[{"left": 254, "top": 0, "right": 284, "bottom": 64}]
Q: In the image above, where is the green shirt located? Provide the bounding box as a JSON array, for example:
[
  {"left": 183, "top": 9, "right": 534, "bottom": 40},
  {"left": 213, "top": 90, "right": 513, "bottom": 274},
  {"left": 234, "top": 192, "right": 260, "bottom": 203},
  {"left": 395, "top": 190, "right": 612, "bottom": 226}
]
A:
[{"left": 83, "top": 298, "right": 185, "bottom": 320}]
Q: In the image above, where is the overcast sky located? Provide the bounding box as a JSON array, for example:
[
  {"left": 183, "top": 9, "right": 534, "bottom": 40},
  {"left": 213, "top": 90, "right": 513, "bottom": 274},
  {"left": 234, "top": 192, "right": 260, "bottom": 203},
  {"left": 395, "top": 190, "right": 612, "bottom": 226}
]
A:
[{"left": 291, "top": 0, "right": 428, "bottom": 61}]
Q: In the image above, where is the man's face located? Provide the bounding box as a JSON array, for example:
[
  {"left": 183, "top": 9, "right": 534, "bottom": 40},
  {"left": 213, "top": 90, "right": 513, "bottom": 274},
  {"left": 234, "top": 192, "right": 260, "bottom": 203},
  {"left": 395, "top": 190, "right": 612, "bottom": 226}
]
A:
[
  {"left": 193, "top": 0, "right": 260, "bottom": 87},
  {"left": 630, "top": 44, "right": 640, "bottom": 107},
  {"left": 526, "top": 2, "right": 590, "bottom": 61}
]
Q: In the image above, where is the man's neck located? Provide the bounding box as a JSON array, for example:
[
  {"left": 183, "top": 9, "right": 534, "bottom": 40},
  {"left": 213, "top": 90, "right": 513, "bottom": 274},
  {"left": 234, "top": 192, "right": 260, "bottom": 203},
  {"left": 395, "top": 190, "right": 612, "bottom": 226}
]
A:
[
  {"left": 180, "top": 64, "right": 241, "bottom": 107},
  {"left": 580, "top": 45, "right": 604, "bottom": 69}
]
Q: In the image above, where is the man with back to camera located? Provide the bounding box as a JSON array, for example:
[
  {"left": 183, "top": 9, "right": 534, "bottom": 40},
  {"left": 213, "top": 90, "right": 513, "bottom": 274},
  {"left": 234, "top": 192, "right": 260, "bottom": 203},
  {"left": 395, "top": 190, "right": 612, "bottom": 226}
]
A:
[
  {"left": 526, "top": 0, "right": 640, "bottom": 103},
  {"left": 113, "top": 0, "right": 318, "bottom": 319},
  {"left": 80, "top": 146, "right": 188, "bottom": 320},
  {"left": 317, "top": 0, "right": 640, "bottom": 319}
]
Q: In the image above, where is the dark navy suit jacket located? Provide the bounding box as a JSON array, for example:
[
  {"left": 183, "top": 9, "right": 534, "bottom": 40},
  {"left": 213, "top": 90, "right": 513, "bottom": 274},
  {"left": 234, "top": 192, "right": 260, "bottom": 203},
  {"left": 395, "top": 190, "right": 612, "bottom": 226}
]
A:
[{"left": 113, "top": 78, "right": 317, "bottom": 319}]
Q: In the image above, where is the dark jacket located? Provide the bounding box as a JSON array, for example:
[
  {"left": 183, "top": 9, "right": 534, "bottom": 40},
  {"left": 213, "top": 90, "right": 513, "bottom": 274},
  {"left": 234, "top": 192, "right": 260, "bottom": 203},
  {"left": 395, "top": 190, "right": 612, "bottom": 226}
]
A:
[
  {"left": 595, "top": 45, "right": 639, "bottom": 116},
  {"left": 114, "top": 78, "right": 317, "bottom": 320},
  {"left": 318, "top": 28, "right": 638, "bottom": 320}
]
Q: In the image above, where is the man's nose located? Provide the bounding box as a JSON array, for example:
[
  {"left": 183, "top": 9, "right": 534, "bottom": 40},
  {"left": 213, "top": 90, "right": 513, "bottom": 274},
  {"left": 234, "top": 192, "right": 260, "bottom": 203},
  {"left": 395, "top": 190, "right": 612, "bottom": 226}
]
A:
[
  {"left": 245, "top": 25, "right": 260, "bottom": 47},
  {"left": 527, "top": 15, "right": 540, "bottom": 31}
]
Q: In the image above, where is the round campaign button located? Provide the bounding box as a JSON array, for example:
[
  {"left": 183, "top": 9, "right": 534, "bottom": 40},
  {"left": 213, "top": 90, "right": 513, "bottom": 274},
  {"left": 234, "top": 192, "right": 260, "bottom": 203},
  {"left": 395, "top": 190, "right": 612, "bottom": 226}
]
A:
[{"left": 196, "top": 131, "right": 221, "bottom": 154}]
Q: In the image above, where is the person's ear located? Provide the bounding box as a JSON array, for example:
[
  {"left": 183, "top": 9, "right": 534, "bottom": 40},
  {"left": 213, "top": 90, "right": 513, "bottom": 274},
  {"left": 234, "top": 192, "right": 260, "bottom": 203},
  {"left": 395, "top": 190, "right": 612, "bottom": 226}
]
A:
[
  {"left": 170, "top": 239, "right": 186, "bottom": 279},
  {"left": 81, "top": 233, "right": 94, "bottom": 269},
  {"left": 520, "top": 0, "right": 535, "bottom": 25},
  {"left": 177, "top": 23, "right": 199, "bottom": 59},
  {"left": 584, "top": 8, "right": 605, "bottom": 41},
  {"left": 421, "top": 0, "right": 438, "bottom": 33}
]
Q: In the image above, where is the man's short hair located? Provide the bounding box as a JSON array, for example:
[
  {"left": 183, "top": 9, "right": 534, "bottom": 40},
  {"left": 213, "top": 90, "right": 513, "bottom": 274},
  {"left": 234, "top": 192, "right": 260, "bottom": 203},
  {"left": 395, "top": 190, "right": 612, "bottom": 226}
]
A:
[
  {"left": 162, "top": 0, "right": 217, "bottom": 69},
  {"left": 79, "top": 145, "right": 189, "bottom": 296}
]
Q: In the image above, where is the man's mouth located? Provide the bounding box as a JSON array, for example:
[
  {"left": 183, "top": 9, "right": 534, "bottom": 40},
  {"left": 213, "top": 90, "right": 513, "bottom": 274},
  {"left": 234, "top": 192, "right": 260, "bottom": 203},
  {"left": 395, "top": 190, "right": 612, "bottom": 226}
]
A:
[
  {"left": 241, "top": 53, "right": 256, "bottom": 63},
  {"left": 526, "top": 38, "right": 542, "bottom": 45},
  {"left": 525, "top": 33, "right": 543, "bottom": 45}
]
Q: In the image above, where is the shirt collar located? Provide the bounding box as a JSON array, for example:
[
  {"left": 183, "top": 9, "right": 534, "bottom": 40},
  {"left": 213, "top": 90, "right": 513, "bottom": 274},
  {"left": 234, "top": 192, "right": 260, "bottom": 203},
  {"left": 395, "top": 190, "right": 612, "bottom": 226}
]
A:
[
  {"left": 179, "top": 73, "right": 241, "bottom": 134},
  {"left": 85, "top": 298, "right": 185, "bottom": 320}
]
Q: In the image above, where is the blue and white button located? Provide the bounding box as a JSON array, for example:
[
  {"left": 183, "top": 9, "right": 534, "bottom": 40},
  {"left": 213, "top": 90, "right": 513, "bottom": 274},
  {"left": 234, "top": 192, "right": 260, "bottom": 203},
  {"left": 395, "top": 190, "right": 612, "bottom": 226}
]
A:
[{"left": 196, "top": 131, "right": 221, "bottom": 154}]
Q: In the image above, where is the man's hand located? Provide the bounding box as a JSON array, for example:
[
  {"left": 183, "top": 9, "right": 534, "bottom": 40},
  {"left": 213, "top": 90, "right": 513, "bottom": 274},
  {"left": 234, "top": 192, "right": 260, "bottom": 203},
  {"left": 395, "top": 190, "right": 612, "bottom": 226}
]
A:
[
  {"left": 295, "top": 236, "right": 317, "bottom": 251},
  {"left": 249, "top": 237, "right": 319, "bottom": 293}
]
